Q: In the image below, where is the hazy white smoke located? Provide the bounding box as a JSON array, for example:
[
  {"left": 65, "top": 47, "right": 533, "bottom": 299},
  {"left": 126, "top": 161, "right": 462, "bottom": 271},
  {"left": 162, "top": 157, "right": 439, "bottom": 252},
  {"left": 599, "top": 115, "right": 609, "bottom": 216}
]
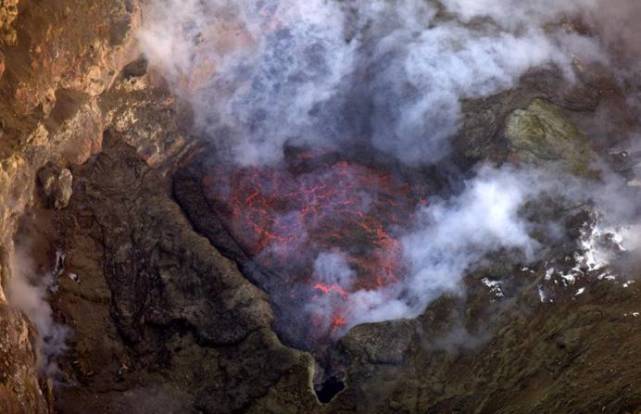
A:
[
  {"left": 308, "top": 166, "right": 547, "bottom": 332},
  {"left": 312, "top": 164, "right": 641, "bottom": 333},
  {"left": 587, "top": 0, "right": 641, "bottom": 111},
  {"left": 8, "top": 246, "right": 67, "bottom": 375},
  {"left": 139, "top": 0, "right": 639, "bottom": 337},
  {"left": 139, "top": 0, "right": 605, "bottom": 166},
  {"left": 313, "top": 252, "right": 356, "bottom": 289},
  {"left": 440, "top": 0, "right": 597, "bottom": 27}
]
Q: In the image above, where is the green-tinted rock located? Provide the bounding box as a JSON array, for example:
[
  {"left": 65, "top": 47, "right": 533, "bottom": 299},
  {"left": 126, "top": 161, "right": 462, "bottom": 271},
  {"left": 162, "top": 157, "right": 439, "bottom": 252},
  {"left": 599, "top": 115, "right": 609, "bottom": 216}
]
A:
[{"left": 506, "top": 99, "right": 595, "bottom": 175}]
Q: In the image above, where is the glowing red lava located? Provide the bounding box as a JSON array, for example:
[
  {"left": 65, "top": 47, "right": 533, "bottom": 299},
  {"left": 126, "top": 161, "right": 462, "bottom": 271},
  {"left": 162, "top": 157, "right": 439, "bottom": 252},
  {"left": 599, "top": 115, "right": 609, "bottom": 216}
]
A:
[
  {"left": 313, "top": 283, "right": 349, "bottom": 299},
  {"left": 202, "top": 151, "right": 422, "bottom": 344}
]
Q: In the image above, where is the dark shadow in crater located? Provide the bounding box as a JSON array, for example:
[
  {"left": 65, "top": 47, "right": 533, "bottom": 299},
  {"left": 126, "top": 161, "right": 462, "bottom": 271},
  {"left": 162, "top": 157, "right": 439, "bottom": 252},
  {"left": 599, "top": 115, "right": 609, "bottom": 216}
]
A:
[{"left": 315, "top": 375, "right": 346, "bottom": 403}]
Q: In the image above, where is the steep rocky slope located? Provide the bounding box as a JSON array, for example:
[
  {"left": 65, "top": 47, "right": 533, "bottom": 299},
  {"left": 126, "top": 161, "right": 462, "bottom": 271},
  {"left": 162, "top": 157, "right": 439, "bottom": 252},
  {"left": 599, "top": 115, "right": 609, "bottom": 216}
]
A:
[{"left": 0, "top": 0, "right": 139, "bottom": 411}]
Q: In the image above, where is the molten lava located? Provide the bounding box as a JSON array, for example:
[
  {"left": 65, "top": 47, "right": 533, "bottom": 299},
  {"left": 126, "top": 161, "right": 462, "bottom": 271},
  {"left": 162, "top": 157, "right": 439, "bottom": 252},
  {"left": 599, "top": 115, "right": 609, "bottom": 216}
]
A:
[
  {"left": 313, "top": 283, "right": 348, "bottom": 299},
  {"left": 203, "top": 151, "right": 423, "bottom": 345}
]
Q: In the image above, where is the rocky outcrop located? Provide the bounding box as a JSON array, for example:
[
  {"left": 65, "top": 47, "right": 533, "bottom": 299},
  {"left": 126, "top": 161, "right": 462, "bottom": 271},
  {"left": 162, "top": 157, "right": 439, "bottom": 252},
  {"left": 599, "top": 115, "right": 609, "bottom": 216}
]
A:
[
  {"left": 52, "top": 132, "right": 317, "bottom": 414},
  {"left": 0, "top": 304, "right": 49, "bottom": 414},
  {"left": 506, "top": 99, "right": 595, "bottom": 175},
  {"left": 37, "top": 163, "right": 73, "bottom": 210},
  {"left": 0, "top": 0, "right": 18, "bottom": 46},
  {"left": 167, "top": 56, "right": 641, "bottom": 413},
  {"left": 0, "top": 0, "right": 142, "bottom": 410},
  {"left": 455, "top": 65, "right": 622, "bottom": 165}
]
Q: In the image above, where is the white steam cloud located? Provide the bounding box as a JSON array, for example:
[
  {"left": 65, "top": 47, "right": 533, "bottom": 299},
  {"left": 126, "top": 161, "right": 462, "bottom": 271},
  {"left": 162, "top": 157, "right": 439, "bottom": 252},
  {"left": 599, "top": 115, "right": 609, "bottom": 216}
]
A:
[
  {"left": 139, "top": 0, "right": 606, "bottom": 165},
  {"left": 8, "top": 245, "right": 67, "bottom": 375},
  {"left": 307, "top": 166, "right": 550, "bottom": 332},
  {"left": 139, "top": 1, "right": 639, "bottom": 337},
  {"left": 313, "top": 252, "right": 356, "bottom": 289},
  {"left": 308, "top": 165, "right": 641, "bottom": 334},
  {"left": 441, "top": 0, "right": 596, "bottom": 26}
]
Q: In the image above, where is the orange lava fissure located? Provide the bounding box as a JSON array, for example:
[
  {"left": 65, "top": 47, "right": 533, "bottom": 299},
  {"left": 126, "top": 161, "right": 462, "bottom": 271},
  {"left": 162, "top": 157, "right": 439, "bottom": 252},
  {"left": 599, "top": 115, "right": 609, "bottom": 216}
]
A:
[{"left": 203, "top": 153, "right": 423, "bottom": 340}]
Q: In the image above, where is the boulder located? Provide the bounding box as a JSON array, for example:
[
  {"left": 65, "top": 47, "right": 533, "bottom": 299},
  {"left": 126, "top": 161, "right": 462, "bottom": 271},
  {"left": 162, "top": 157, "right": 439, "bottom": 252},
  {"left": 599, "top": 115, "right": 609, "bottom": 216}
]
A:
[
  {"left": 37, "top": 163, "right": 73, "bottom": 210},
  {"left": 0, "top": 0, "right": 19, "bottom": 45}
]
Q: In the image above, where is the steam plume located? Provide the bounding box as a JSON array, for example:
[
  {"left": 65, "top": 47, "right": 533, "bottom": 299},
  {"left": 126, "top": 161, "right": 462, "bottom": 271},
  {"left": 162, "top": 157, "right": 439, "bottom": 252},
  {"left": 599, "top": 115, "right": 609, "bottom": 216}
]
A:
[
  {"left": 139, "top": 0, "right": 640, "bottom": 337},
  {"left": 139, "top": 0, "right": 606, "bottom": 165},
  {"left": 8, "top": 245, "right": 67, "bottom": 375}
]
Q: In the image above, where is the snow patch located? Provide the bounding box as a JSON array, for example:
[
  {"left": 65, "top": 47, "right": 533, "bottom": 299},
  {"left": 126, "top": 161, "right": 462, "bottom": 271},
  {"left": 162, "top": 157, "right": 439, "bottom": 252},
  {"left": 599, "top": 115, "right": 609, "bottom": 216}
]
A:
[{"left": 481, "top": 278, "right": 504, "bottom": 299}]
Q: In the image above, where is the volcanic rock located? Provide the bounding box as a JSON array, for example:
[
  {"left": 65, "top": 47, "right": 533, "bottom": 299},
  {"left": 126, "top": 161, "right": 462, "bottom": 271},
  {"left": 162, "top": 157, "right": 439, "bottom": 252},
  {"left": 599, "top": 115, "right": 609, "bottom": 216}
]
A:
[
  {"left": 0, "top": 304, "right": 48, "bottom": 414},
  {"left": 0, "top": 0, "right": 142, "bottom": 409},
  {"left": 51, "top": 131, "right": 319, "bottom": 414},
  {"left": 37, "top": 163, "right": 73, "bottom": 210},
  {"left": 338, "top": 320, "right": 415, "bottom": 365},
  {"left": 0, "top": 0, "right": 18, "bottom": 45},
  {"left": 168, "top": 66, "right": 641, "bottom": 412},
  {"left": 506, "top": 99, "right": 595, "bottom": 175},
  {"left": 0, "top": 50, "right": 4, "bottom": 80}
]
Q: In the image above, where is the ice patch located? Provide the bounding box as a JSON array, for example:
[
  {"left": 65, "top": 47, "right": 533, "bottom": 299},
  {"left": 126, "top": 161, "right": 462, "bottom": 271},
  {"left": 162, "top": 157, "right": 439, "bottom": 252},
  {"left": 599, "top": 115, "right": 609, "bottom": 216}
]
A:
[
  {"left": 561, "top": 273, "right": 576, "bottom": 286},
  {"left": 482, "top": 278, "right": 504, "bottom": 299},
  {"left": 574, "top": 220, "right": 641, "bottom": 275},
  {"left": 538, "top": 285, "right": 549, "bottom": 303},
  {"left": 545, "top": 267, "right": 554, "bottom": 281},
  {"left": 597, "top": 272, "right": 616, "bottom": 281}
]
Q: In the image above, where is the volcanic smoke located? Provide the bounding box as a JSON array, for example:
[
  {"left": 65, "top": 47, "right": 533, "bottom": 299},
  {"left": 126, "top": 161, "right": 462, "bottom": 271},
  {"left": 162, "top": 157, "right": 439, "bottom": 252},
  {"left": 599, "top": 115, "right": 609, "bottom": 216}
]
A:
[
  {"left": 203, "top": 150, "right": 425, "bottom": 343},
  {"left": 139, "top": 0, "right": 641, "bottom": 349}
]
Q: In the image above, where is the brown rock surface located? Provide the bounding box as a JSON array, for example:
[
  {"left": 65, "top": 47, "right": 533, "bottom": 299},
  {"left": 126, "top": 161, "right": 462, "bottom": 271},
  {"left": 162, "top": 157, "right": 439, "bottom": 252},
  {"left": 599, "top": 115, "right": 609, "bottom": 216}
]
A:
[
  {"left": 0, "top": 0, "right": 141, "bottom": 411},
  {"left": 0, "top": 0, "right": 19, "bottom": 46},
  {"left": 50, "top": 132, "right": 317, "bottom": 414},
  {"left": 0, "top": 50, "right": 5, "bottom": 80},
  {"left": 37, "top": 163, "right": 73, "bottom": 210}
]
